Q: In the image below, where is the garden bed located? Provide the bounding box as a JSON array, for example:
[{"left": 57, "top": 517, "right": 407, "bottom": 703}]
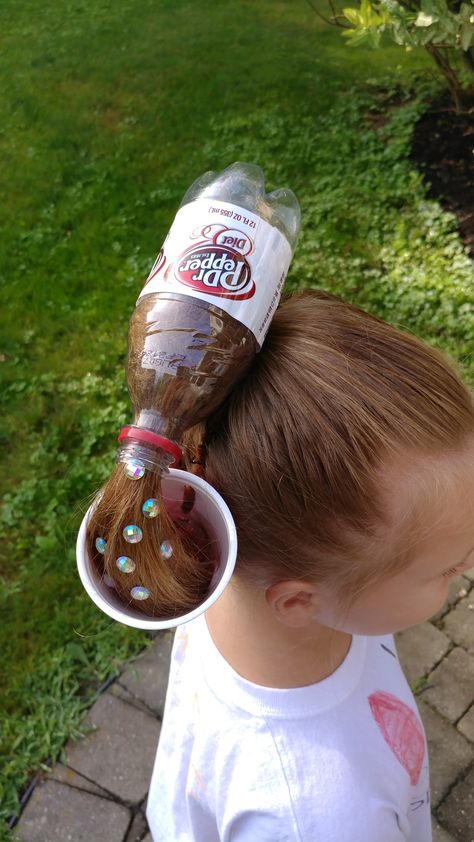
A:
[{"left": 410, "top": 93, "right": 474, "bottom": 256}]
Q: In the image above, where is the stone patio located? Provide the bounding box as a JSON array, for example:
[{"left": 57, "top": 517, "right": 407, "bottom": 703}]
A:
[{"left": 12, "top": 568, "right": 474, "bottom": 842}]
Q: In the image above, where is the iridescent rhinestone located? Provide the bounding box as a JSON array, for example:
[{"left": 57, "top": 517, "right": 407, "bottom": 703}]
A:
[
  {"left": 95, "top": 537, "right": 106, "bottom": 554},
  {"left": 116, "top": 555, "right": 136, "bottom": 573},
  {"left": 131, "top": 585, "right": 150, "bottom": 600},
  {"left": 160, "top": 540, "right": 173, "bottom": 560},
  {"left": 124, "top": 459, "right": 146, "bottom": 480},
  {"left": 103, "top": 574, "right": 115, "bottom": 588},
  {"left": 123, "top": 524, "right": 143, "bottom": 543},
  {"left": 142, "top": 498, "right": 160, "bottom": 518}
]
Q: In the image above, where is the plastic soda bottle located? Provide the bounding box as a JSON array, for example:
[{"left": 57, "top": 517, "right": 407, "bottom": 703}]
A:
[{"left": 117, "top": 162, "right": 300, "bottom": 473}]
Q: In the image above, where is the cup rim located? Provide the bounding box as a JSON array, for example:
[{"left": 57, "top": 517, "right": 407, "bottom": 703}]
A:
[{"left": 76, "top": 468, "right": 238, "bottom": 630}]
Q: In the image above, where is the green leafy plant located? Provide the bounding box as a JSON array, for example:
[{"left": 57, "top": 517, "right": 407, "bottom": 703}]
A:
[
  {"left": 203, "top": 76, "right": 473, "bottom": 388},
  {"left": 307, "top": 0, "right": 474, "bottom": 110}
]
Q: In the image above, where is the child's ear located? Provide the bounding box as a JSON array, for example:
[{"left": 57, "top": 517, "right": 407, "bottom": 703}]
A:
[{"left": 265, "top": 580, "right": 320, "bottom": 627}]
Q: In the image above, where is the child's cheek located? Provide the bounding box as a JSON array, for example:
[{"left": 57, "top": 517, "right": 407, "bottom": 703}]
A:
[{"left": 429, "top": 578, "right": 450, "bottom": 618}]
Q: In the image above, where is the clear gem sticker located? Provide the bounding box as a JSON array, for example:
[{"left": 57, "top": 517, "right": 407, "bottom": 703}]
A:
[{"left": 137, "top": 199, "right": 292, "bottom": 347}]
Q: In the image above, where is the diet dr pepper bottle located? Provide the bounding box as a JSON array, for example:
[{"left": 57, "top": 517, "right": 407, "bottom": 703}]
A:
[{"left": 122, "top": 162, "right": 300, "bottom": 468}]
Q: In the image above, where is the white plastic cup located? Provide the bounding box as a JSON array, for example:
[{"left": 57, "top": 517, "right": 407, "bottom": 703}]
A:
[{"left": 76, "top": 468, "right": 237, "bottom": 630}]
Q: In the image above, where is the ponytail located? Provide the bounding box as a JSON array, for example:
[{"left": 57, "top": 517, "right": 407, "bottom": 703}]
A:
[
  {"left": 86, "top": 288, "right": 474, "bottom": 617},
  {"left": 86, "top": 445, "right": 217, "bottom": 619}
]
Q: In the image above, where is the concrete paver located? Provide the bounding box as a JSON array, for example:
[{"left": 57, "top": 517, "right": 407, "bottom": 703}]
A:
[
  {"left": 458, "top": 703, "right": 474, "bottom": 743},
  {"left": 432, "top": 819, "right": 460, "bottom": 842},
  {"left": 431, "top": 575, "right": 472, "bottom": 619},
  {"left": 436, "top": 765, "right": 474, "bottom": 842},
  {"left": 416, "top": 700, "right": 473, "bottom": 808},
  {"left": 124, "top": 809, "right": 148, "bottom": 842},
  {"left": 62, "top": 692, "right": 161, "bottom": 803},
  {"left": 441, "top": 596, "right": 474, "bottom": 654},
  {"left": 110, "top": 681, "right": 159, "bottom": 717},
  {"left": 116, "top": 633, "right": 173, "bottom": 718},
  {"left": 16, "top": 779, "right": 131, "bottom": 842},
  {"left": 47, "top": 762, "right": 114, "bottom": 798},
  {"left": 395, "top": 623, "right": 450, "bottom": 687},
  {"left": 421, "top": 646, "right": 474, "bottom": 723}
]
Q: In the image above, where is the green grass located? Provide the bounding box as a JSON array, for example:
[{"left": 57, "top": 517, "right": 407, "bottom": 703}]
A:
[{"left": 1, "top": 0, "right": 473, "bottom": 836}]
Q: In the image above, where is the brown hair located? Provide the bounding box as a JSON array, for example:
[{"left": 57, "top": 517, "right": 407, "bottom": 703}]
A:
[
  {"left": 86, "top": 467, "right": 217, "bottom": 619},
  {"left": 86, "top": 289, "right": 474, "bottom": 616}
]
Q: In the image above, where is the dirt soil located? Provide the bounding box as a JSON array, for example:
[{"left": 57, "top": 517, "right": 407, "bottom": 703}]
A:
[{"left": 409, "top": 92, "right": 474, "bottom": 257}]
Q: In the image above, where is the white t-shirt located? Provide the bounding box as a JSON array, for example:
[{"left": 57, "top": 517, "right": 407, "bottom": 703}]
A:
[{"left": 146, "top": 614, "right": 432, "bottom": 842}]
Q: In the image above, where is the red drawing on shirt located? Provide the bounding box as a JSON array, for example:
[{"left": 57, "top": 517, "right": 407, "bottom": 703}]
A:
[{"left": 368, "top": 691, "right": 425, "bottom": 786}]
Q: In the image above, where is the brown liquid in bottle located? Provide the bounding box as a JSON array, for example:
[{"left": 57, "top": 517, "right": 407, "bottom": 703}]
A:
[
  {"left": 127, "top": 291, "right": 257, "bottom": 444},
  {"left": 124, "top": 163, "right": 300, "bottom": 453}
]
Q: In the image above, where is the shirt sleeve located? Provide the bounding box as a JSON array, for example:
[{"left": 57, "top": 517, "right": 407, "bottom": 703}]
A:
[
  {"left": 226, "top": 811, "right": 414, "bottom": 842},
  {"left": 225, "top": 810, "right": 300, "bottom": 842},
  {"left": 209, "top": 724, "right": 412, "bottom": 842}
]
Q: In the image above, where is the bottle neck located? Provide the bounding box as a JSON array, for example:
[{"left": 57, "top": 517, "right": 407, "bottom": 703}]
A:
[{"left": 116, "top": 441, "right": 175, "bottom": 476}]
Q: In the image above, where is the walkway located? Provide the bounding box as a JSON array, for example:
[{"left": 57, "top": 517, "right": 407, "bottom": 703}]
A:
[{"left": 13, "top": 567, "right": 474, "bottom": 842}]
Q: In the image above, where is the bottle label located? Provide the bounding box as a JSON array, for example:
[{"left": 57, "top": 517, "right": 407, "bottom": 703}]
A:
[{"left": 137, "top": 198, "right": 292, "bottom": 347}]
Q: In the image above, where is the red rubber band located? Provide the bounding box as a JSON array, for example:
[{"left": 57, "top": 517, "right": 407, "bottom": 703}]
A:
[{"left": 118, "top": 426, "right": 182, "bottom": 466}]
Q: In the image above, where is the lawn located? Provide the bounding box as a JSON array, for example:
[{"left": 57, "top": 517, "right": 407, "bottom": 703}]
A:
[{"left": 1, "top": 0, "right": 473, "bottom": 835}]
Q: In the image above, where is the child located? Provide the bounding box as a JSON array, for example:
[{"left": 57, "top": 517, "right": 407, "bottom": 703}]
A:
[{"left": 145, "top": 289, "right": 474, "bottom": 841}]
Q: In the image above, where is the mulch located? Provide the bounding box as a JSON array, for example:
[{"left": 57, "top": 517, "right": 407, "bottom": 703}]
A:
[{"left": 409, "top": 92, "right": 474, "bottom": 257}]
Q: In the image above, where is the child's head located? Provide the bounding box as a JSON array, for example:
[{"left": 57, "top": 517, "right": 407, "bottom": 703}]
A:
[
  {"left": 87, "top": 289, "right": 474, "bottom": 629},
  {"left": 194, "top": 289, "right": 474, "bottom": 634}
]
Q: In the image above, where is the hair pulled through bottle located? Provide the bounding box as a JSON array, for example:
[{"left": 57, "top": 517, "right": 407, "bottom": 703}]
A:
[{"left": 86, "top": 456, "right": 218, "bottom": 619}]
